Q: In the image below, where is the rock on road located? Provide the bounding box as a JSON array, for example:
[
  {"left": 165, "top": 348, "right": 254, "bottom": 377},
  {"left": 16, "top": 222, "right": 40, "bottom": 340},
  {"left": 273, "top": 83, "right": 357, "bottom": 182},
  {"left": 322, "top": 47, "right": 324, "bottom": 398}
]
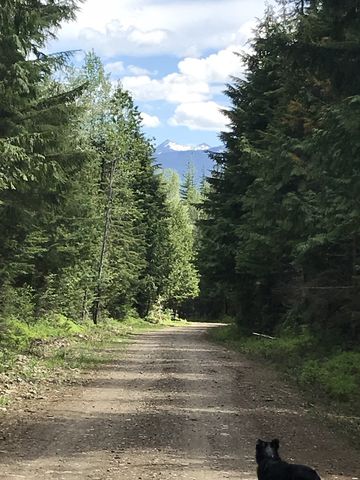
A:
[{"left": 0, "top": 323, "right": 359, "bottom": 480}]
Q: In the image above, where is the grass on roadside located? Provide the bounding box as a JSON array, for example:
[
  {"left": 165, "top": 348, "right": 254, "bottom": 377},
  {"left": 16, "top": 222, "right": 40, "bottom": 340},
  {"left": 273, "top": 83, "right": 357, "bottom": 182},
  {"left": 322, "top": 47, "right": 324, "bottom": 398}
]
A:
[
  {"left": 0, "top": 396, "right": 9, "bottom": 407},
  {"left": 0, "top": 312, "right": 188, "bottom": 405},
  {"left": 209, "top": 323, "right": 360, "bottom": 408}
]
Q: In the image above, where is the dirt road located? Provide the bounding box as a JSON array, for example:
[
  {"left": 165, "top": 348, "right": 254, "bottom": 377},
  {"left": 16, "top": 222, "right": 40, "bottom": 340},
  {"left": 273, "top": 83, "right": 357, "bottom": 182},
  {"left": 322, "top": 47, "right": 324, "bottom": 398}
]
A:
[{"left": 0, "top": 323, "right": 359, "bottom": 480}]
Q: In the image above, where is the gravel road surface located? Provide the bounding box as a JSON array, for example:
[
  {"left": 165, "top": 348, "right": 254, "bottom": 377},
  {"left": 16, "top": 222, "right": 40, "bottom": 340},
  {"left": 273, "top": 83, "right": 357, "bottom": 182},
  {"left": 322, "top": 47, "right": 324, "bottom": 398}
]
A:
[{"left": 0, "top": 323, "right": 359, "bottom": 480}]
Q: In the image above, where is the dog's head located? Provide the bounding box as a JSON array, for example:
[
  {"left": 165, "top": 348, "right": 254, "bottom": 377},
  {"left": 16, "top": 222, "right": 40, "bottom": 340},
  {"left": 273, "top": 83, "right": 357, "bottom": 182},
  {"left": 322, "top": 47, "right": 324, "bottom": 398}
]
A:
[{"left": 256, "top": 439, "right": 280, "bottom": 464}]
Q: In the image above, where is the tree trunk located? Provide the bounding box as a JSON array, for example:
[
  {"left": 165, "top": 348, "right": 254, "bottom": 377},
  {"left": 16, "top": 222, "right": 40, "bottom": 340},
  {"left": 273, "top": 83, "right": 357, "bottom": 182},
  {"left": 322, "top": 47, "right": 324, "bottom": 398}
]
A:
[{"left": 92, "top": 158, "right": 117, "bottom": 325}]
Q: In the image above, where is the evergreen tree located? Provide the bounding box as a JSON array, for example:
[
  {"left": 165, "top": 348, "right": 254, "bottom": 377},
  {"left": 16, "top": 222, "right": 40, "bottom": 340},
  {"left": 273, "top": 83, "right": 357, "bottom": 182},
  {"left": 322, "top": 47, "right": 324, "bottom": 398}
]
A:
[
  {"left": 198, "top": 1, "right": 360, "bottom": 340},
  {"left": 69, "top": 53, "right": 174, "bottom": 321},
  {"left": 198, "top": 12, "right": 293, "bottom": 322},
  {"left": 0, "top": 0, "right": 80, "bottom": 190},
  {"left": 163, "top": 172, "right": 199, "bottom": 312},
  {"left": 181, "top": 162, "right": 202, "bottom": 225},
  {"left": 0, "top": 0, "right": 86, "bottom": 320}
]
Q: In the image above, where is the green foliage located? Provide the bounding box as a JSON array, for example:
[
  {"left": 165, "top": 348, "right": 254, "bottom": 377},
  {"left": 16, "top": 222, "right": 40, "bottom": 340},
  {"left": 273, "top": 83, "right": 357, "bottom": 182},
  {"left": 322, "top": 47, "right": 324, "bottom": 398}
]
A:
[
  {"left": 0, "top": 35, "right": 199, "bottom": 331},
  {"left": 239, "top": 332, "right": 316, "bottom": 366},
  {"left": 1, "top": 314, "right": 84, "bottom": 353},
  {"left": 0, "top": 283, "right": 35, "bottom": 323},
  {"left": 208, "top": 323, "right": 242, "bottom": 343},
  {"left": 198, "top": 1, "right": 360, "bottom": 345},
  {"left": 146, "top": 300, "right": 174, "bottom": 324},
  {"left": 0, "top": 396, "right": 9, "bottom": 407},
  {"left": 0, "top": 313, "right": 183, "bottom": 402},
  {"left": 211, "top": 324, "right": 360, "bottom": 405},
  {"left": 162, "top": 171, "right": 200, "bottom": 309},
  {"left": 300, "top": 352, "right": 360, "bottom": 401},
  {"left": 181, "top": 162, "right": 202, "bottom": 224},
  {"left": 0, "top": 2, "right": 202, "bottom": 378},
  {"left": 210, "top": 324, "right": 315, "bottom": 363}
]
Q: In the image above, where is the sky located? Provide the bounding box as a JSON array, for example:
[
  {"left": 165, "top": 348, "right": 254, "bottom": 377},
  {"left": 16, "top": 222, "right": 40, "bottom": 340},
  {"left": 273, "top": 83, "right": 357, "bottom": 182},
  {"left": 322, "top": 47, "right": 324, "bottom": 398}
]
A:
[{"left": 50, "top": 0, "right": 275, "bottom": 147}]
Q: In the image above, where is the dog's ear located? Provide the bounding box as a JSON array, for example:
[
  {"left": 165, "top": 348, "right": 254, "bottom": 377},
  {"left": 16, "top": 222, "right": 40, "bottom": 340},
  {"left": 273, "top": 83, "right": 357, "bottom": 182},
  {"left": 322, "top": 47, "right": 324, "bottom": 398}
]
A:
[
  {"left": 256, "top": 439, "right": 264, "bottom": 446},
  {"left": 270, "top": 439, "right": 280, "bottom": 450}
]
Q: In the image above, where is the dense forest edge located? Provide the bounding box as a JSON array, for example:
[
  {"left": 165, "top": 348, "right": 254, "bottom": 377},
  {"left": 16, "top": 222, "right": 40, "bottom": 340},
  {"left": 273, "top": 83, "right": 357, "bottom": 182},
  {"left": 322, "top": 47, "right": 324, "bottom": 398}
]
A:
[
  {"left": 0, "top": 0, "right": 200, "bottom": 397},
  {"left": 198, "top": 0, "right": 360, "bottom": 418},
  {"left": 1, "top": 0, "right": 360, "bottom": 415}
]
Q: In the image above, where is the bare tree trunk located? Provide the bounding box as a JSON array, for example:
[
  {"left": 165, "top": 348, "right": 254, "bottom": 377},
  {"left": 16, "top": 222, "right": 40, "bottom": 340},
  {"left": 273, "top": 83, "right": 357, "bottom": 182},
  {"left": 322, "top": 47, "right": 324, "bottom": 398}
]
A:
[
  {"left": 81, "top": 288, "right": 88, "bottom": 322},
  {"left": 92, "top": 158, "right": 117, "bottom": 325}
]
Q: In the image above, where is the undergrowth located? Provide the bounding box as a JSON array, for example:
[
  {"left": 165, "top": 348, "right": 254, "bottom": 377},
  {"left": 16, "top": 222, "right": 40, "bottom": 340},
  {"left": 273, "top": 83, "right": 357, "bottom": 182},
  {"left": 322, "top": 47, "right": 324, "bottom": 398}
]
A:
[
  {"left": 0, "top": 309, "right": 187, "bottom": 404},
  {"left": 209, "top": 323, "right": 360, "bottom": 408}
]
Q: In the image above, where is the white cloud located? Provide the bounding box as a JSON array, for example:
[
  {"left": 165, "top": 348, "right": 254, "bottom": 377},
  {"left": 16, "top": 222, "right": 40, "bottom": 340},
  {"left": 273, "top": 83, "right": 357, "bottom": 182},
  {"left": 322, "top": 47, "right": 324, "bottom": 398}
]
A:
[
  {"left": 119, "top": 44, "right": 246, "bottom": 131},
  {"left": 50, "top": 0, "right": 270, "bottom": 134},
  {"left": 127, "top": 65, "right": 151, "bottom": 76},
  {"left": 122, "top": 74, "right": 210, "bottom": 104},
  {"left": 70, "top": 23, "right": 171, "bottom": 57},
  {"left": 105, "top": 62, "right": 151, "bottom": 78},
  {"left": 120, "top": 44, "right": 245, "bottom": 103},
  {"left": 104, "top": 61, "right": 125, "bottom": 75},
  {"left": 128, "top": 28, "right": 168, "bottom": 46},
  {"left": 140, "top": 112, "right": 161, "bottom": 128},
  {"left": 178, "top": 44, "right": 246, "bottom": 84},
  {"left": 51, "top": 0, "right": 269, "bottom": 57},
  {"left": 169, "top": 101, "right": 230, "bottom": 131}
]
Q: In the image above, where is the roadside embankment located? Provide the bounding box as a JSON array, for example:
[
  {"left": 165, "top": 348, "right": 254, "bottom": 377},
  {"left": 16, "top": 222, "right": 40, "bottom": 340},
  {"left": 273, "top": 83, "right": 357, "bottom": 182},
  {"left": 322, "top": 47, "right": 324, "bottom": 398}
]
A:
[
  {"left": 209, "top": 323, "right": 360, "bottom": 444},
  {"left": 0, "top": 314, "right": 186, "bottom": 410}
]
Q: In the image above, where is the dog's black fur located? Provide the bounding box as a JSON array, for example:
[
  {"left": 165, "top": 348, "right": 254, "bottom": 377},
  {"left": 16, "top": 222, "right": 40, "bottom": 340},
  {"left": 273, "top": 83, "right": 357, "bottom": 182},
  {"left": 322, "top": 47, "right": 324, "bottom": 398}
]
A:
[{"left": 256, "top": 439, "right": 321, "bottom": 480}]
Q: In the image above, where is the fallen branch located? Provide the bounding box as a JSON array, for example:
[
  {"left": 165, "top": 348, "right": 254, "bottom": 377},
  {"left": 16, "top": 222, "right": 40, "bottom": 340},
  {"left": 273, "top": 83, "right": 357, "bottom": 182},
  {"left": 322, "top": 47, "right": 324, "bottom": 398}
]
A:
[{"left": 252, "top": 332, "right": 276, "bottom": 340}]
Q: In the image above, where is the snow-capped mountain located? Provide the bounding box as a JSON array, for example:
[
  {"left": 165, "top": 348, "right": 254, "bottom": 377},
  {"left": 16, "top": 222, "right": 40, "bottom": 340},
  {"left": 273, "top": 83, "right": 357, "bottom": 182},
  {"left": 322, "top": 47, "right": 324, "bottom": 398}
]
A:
[
  {"left": 156, "top": 140, "right": 211, "bottom": 154},
  {"left": 155, "top": 139, "right": 223, "bottom": 182}
]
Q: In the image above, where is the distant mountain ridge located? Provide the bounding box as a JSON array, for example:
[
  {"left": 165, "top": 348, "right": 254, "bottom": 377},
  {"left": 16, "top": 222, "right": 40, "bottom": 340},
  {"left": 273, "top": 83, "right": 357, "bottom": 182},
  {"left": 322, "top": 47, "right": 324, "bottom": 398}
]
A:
[{"left": 154, "top": 139, "right": 223, "bottom": 182}]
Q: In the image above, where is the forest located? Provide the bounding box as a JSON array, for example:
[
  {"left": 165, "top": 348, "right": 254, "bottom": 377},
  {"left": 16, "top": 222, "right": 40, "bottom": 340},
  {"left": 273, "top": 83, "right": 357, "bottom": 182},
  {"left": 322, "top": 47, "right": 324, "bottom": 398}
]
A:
[
  {"left": 0, "top": 0, "right": 199, "bottom": 339},
  {"left": 199, "top": 0, "right": 360, "bottom": 341},
  {"left": 0, "top": 0, "right": 359, "bottom": 401}
]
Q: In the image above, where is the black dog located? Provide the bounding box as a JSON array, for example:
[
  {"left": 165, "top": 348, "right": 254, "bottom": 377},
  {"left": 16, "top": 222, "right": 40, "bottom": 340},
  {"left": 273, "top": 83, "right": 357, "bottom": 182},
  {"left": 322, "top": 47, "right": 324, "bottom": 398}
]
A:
[{"left": 256, "top": 439, "right": 321, "bottom": 480}]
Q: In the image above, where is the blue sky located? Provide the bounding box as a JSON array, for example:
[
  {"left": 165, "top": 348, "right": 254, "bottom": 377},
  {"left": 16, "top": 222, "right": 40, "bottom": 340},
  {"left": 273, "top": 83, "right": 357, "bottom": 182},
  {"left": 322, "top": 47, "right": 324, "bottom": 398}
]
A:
[{"left": 50, "top": 0, "right": 275, "bottom": 147}]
